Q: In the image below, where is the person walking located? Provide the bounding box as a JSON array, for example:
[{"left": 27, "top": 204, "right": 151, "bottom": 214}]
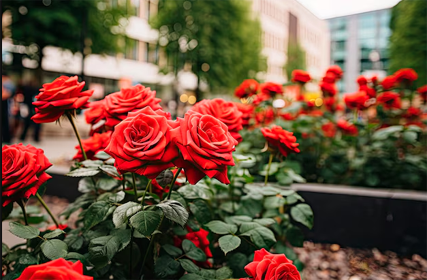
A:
[
  {"left": 2, "top": 70, "right": 15, "bottom": 144},
  {"left": 19, "top": 78, "right": 41, "bottom": 142}
]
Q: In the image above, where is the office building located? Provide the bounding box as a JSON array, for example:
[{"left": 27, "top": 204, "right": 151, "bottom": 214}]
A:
[{"left": 328, "top": 8, "right": 392, "bottom": 93}]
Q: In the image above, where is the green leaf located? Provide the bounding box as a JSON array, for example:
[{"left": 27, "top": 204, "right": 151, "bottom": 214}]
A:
[
  {"left": 65, "top": 252, "right": 87, "bottom": 263},
  {"left": 215, "top": 266, "right": 233, "bottom": 279},
  {"left": 403, "top": 131, "right": 417, "bottom": 143},
  {"left": 179, "top": 274, "right": 201, "bottom": 280},
  {"left": 290, "top": 203, "right": 314, "bottom": 229},
  {"left": 240, "top": 227, "right": 276, "bottom": 249},
  {"left": 88, "top": 229, "right": 131, "bottom": 268},
  {"left": 2, "top": 243, "right": 9, "bottom": 256},
  {"left": 84, "top": 201, "right": 110, "bottom": 230},
  {"left": 43, "top": 229, "right": 65, "bottom": 239},
  {"left": 95, "top": 151, "right": 111, "bottom": 160},
  {"left": 109, "top": 191, "right": 125, "bottom": 203},
  {"left": 41, "top": 239, "right": 68, "bottom": 260},
  {"left": 162, "top": 244, "right": 183, "bottom": 258},
  {"left": 205, "top": 220, "right": 238, "bottom": 235},
  {"left": 263, "top": 196, "right": 286, "bottom": 209},
  {"left": 239, "top": 222, "right": 262, "bottom": 233},
  {"left": 9, "top": 222, "right": 40, "bottom": 239},
  {"left": 236, "top": 198, "right": 262, "bottom": 218},
  {"left": 182, "top": 239, "right": 207, "bottom": 261},
  {"left": 112, "top": 201, "right": 142, "bottom": 228},
  {"left": 286, "top": 169, "right": 306, "bottom": 183},
  {"left": 254, "top": 218, "right": 276, "bottom": 226},
  {"left": 286, "top": 226, "right": 304, "bottom": 247},
  {"left": 96, "top": 177, "right": 119, "bottom": 191},
  {"left": 18, "top": 254, "right": 38, "bottom": 265},
  {"left": 179, "top": 259, "right": 201, "bottom": 273},
  {"left": 156, "top": 200, "right": 189, "bottom": 227},
  {"left": 2, "top": 203, "right": 13, "bottom": 221},
  {"left": 66, "top": 168, "right": 100, "bottom": 177},
  {"left": 154, "top": 254, "right": 181, "bottom": 278},
  {"left": 218, "top": 235, "right": 241, "bottom": 255},
  {"left": 130, "top": 211, "right": 161, "bottom": 236},
  {"left": 64, "top": 235, "right": 84, "bottom": 251},
  {"left": 178, "top": 182, "right": 213, "bottom": 200},
  {"left": 81, "top": 160, "right": 104, "bottom": 168},
  {"left": 99, "top": 165, "right": 121, "bottom": 178},
  {"left": 224, "top": 215, "right": 252, "bottom": 225},
  {"left": 189, "top": 200, "right": 212, "bottom": 225},
  {"left": 78, "top": 178, "right": 95, "bottom": 193}
]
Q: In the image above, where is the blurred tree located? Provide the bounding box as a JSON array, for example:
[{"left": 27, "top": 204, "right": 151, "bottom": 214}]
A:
[
  {"left": 1, "top": 0, "right": 129, "bottom": 80},
  {"left": 389, "top": 0, "right": 427, "bottom": 85},
  {"left": 151, "top": 0, "right": 266, "bottom": 97},
  {"left": 283, "top": 42, "right": 306, "bottom": 82}
]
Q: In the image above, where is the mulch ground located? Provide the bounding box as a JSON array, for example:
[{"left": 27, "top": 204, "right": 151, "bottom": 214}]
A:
[{"left": 37, "top": 196, "right": 427, "bottom": 280}]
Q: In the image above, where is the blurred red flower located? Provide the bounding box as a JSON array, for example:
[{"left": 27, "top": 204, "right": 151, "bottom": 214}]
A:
[
  {"left": 322, "top": 122, "right": 336, "bottom": 138},
  {"left": 381, "top": 75, "right": 397, "bottom": 90},
  {"left": 261, "top": 125, "right": 300, "bottom": 157},
  {"left": 235, "top": 79, "right": 259, "bottom": 99},
  {"left": 344, "top": 91, "right": 370, "bottom": 110},
  {"left": 235, "top": 102, "right": 254, "bottom": 127},
  {"left": 16, "top": 258, "right": 92, "bottom": 280},
  {"left": 174, "top": 227, "right": 213, "bottom": 267},
  {"left": 337, "top": 120, "right": 358, "bottom": 136},
  {"left": 73, "top": 131, "right": 112, "bottom": 162},
  {"left": 260, "top": 82, "right": 284, "bottom": 96},
  {"left": 394, "top": 68, "right": 418, "bottom": 83},
  {"left": 326, "top": 65, "right": 343, "bottom": 81},
  {"left": 291, "top": 70, "right": 311, "bottom": 83},
  {"left": 377, "top": 92, "right": 401, "bottom": 109},
  {"left": 417, "top": 85, "right": 427, "bottom": 102}
]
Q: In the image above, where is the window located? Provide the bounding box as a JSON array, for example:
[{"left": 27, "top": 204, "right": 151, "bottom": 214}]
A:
[
  {"left": 125, "top": 38, "right": 138, "bottom": 60},
  {"left": 358, "top": 12, "right": 377, "bottom": 39},
  {"left": 146, "top": 43, "right": 158, "bottom": 63}
]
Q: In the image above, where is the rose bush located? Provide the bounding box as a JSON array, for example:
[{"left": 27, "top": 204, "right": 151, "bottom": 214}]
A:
[{"left": 3, "top": 76, "right": 311, "bottom": 280}]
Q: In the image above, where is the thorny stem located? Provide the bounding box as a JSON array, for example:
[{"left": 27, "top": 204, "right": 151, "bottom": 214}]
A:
[
  {"left": 264, "top": 153, "right": 275, "bottom": 186},
  {"left": 17, "top": 200, "right": 28, "bottom": 226},
  {"left": 141, "top": 180, "right": 152, "bottom": 206},
  {"left": 132, "top": 173, "right": 138, "bottom": 202},
  {"left": 166, "top": 168, "right": 183, "bottom": 201},
  {"left": 35, "top": 193, "right": 59, "bottom": 227},
  {"left": 66, "top": 112, "right": 88, "bottom": 161}
]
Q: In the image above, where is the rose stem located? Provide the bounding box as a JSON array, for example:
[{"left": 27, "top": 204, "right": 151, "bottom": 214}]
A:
[
  {"left": 140, "top": 214, "right": 164, "bottom": 277},
  {"left": 132, "top": 173, "right": 138, "bottom": 202},
  {"left": 66, "top": 112, "right": 88, "bottom": 161},
  {"left": 229, "top": 165, "right": 238, "bottom": 212},
  {"left": 166, "top": 168, "right": 183, "bottom": 201},
  {"left": 35, "top": 193, "right": 59, "bottom": 227},
  {"left": 140, "top": 180, "right": 152, "bottom": 206},
  {"left": 353, "top": 109, "right": 358, "bottom": 123},
  {"left": 122, "top": 177, "right": 126, "bottom": 192},
  {"left": 17, "top": 200, "right": 29, "bottom": 226},
  {"left": 129, "top": 228, "right": 134, "bottom": 279},
  {"left": 264, "top": 153, "right": 274, "bottom": 186}
]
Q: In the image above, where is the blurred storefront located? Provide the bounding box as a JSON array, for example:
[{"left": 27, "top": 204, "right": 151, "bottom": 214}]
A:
[{"left": 328, "top": 8, "right": 392, "bottom": 93}]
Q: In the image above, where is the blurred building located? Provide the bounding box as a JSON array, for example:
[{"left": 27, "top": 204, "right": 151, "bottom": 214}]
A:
[
  {"left": 328, "top": 8, "right": 392, "bottom": 93},
  {"left": 2, "top": 0, "right": 170, "bottom": 97},
  {"left": 251, "top": 0, "right": 330, "bottom": 84}
]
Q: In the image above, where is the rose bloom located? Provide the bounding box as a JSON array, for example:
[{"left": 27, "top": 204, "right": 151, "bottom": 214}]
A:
[
  {"left": 371, "top": 75, "right": 378, "bottom": 85},
  {"left": 255, "top": 108, "right": 275, "bottom": 126},
  {"left": 291, "top": 70, "right": 311, "bottom": 83},
  {"left": 261, "top": 125, "right": 300, "bottom": 157},
  {"left": 403, "top": 107, "right": 422, "bottom": 119},
  {"left": 235, "top": 79, "right": 259, "bottom": 99},
  {"left": 171, "top": 110, "right": 237, "bottom": 185},
  {"left": 323, "top": 96, "right": 336, "bottom": 112},
  {"left": 191, "top": 98, "right": 243, "bottom": 143},
  {"left": 47, "top": 224, "right": 68, "bottom": 231},
  {"left": 84, "top": 99, "right": 107, "bottom": 134},
  {"left": 104, "top": 84, "right": 162, "bottom": 127},
  {"left": 252, "top": 92, "right": 271, "bottom": 105},
  {"left": 322, "top": 73, "right": 337, "bottom": 83},
  {"left": 32, "top": 76, "right": 93, "bottom": 123},
  {"left": 105, "top": 107, "right": 178, "bottom": 179},
  {"left": 235, "top": 102, "right": 254, "bottom": 127},
  {"left": 377, "top": 92, "right": 401, "bottom": 109},
  {"left": 242, "top": 248, "right": 301, "bottom": 280},
  {"left": 337, "top": 119, "right": 358, "bottom": 136},
  {"left": 322, "top": 122, "right": 336, "bottom": 138},
  {"left": 280, "top": 112, "right": 295, "bottom": 121},
  {"left": 359, "top": 84, "right": 376, "bottom": 98},
  {"left": 394, "top": 68, "right": 418, "bottom": 83},
  {"left": 417, "top": 85, "right": 427, "bottom": 102},
  {"left": 2, "top": 144, "right": 52, "bottom": 207},
  {"left": 16, "top": 258, "right": 92, "bottom": 280},
  {"left": 174, "top": 227, "right": 213, "bottom": 267},
  {"left": 319, "top": 81, "right": 337, "bottom": 96},
  {"left": 381, "top": 75, "right": 397, "bottom": 90},
  {"left": 326, "top": 65, "right": 343, "bottom": 81},
  {"left": 73, "top": 131, "right": 112, "bottom": 162},
  {"left": 260, "top": 82, "right": 284, "bottom": 96},
  {"left": 344, "top": 91, "right": 369, "bottom": 110},
  {"left": 357, "top": 75, "right": 368, "bottom": 86}
]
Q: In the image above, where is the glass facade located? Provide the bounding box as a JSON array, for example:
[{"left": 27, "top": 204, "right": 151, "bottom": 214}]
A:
[{"left": 328, "top": 9, "right": 392, "bottom": 92}]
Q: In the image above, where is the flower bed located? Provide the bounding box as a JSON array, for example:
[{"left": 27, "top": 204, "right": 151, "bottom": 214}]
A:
[{"left": 2, "top": 76, "right": 311, "bottom": 279}]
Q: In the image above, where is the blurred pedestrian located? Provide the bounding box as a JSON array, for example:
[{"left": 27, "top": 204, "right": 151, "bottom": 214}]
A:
[
  {"left": 19, "top": 77, "right": 41, "bottom": 142},
  {"left": 2, "top": 70, "right": 15, "bottom": 144}
]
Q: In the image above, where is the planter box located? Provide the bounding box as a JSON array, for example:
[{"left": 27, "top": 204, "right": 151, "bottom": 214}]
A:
[{"left": 45, "top": 172, "right": 427, "bottom": 258}]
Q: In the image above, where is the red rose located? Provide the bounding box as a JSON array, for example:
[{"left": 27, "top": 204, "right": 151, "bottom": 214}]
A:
[
  {"left": 171, "top": 110, "right": 237, "bottom": 185},
  {"left": 244, "top": 248, "right": 301, "bottom": 280},
  {"left": 32, "top": 76, "right": 93, "bottom": 123},
  {"left": 322, "top": 73, "right": 336, "bottom": 83},
  {"left": 261, "top": 125, "right": 300, "bottom": 157},
  {"left": 104, "top": 84, "right": 162, "bottom": 127},
  {"left": 371, "top": 76, "right": 378, "bottom": 85},
  {"left": 235, "top": 79, "right": 259, "bottom": 99},
  {"left": 191, "top": 98, "right": 243, "bottom": 143},
  {"left": 236, "top": 102, "right": 254, "bottom": 127},
  {"left": 403, "top": 107, "right": 422, "bottom": 119},
  {"left": 255, "top": 108, "right": 275, "bottom": 126},
  {"left": 359, "top": 85, "right": 376, "bottom": 98},
  {"left": 394, "top": 68, "right": 418, "bottom": 83},
  {"left": 84, "top": 100, "right": 107, "bottom": 134},
  {"left": 47, "top": 224, "right": 68, "bottom": 231},
  {"left": 252, "top": 92, "right": 272, "bottom": 105},
  {"left": 357, "top": 76, "right": 368, "bottom": 86},
  {"left": 260, "top": 82, "right": 283, "bottom": 96},
  {"left": 16, "top": 258, "right": 92, "bottom": 280},
  {"left": 280, "top": 112, "right": 295, "bottom": 121},
  {"left": 319, "top": 81, "right": 337, "bottom": 96},
  {"left": 326, "top": 65, "right": 343, "bottom": 81},
  {"left": 105, "top": 107, "right": 178, "bottom": 179},
  {"left": 323, "top": 96, "right": 336, "bottom": 112},
  {"left": 381, "top": 75, "right": 397, "bottom": 90},
  {"left": 417, "top": 85, "right": 427, "bottom": 102},
  {"left": 174, "top": 227, "right": 213, "bottom": 267},
  {"left": 344, "top": 91, "right": 369, "bottom": 110},
  {"left": 377, "top": 92, "right": 401, "bottom": 109},
  {"left": 322, "top": 122, "right": 336, "bottom": 138},
  {"left": 73, "top": 131, "right": 112, "bottom": 162},
  {"left": 337, "top": 120, "right": 358, "bottom": 136},
  {"left": 2, "top": 144, "right": 52, "bottom": 207},
  {"left": 291, "top": 70, "right": 311, "bottom": 83}
]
